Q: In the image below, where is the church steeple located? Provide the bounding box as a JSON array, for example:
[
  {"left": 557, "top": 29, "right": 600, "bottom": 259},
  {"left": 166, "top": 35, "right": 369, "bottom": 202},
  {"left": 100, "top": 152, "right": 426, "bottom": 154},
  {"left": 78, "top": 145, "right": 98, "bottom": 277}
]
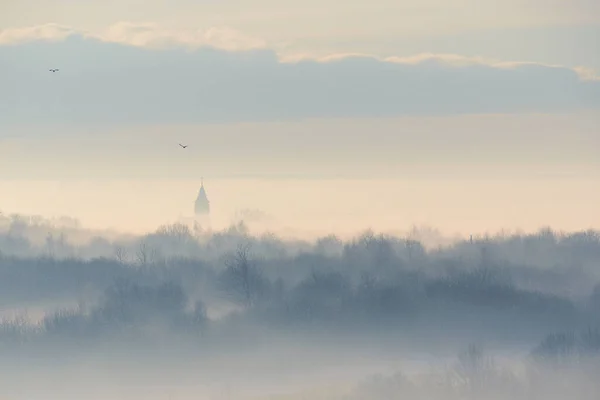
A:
[{"left": 194, "top": 177, "right": 210, "bottom": 215}]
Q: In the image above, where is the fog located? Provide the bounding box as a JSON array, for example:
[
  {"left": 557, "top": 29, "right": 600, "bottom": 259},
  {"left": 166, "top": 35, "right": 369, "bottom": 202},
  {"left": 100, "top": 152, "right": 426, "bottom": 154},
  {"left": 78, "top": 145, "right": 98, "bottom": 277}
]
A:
[
  {"left": 1, "top": 176, "right": 599, "bottom": 238},
  {"left": 0, "top": 211, "right": 599, "bottom": 399},
  {"left": 3, "top": 2, "right": 599, "bottom": 397}
]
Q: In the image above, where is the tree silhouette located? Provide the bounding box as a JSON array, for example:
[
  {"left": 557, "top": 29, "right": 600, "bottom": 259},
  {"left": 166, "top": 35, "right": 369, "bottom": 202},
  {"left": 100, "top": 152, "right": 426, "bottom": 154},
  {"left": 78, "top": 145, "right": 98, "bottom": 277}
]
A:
[{"left": 220, "top": 243, "right": 268, "bottom": 307}]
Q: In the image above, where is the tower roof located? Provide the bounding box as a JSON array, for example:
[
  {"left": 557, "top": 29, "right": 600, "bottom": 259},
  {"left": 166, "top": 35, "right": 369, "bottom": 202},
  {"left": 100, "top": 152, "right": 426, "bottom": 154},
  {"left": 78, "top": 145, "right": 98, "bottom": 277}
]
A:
[
  {"left": 197, "top": 184, "right": 207, "bottom": 199},
  {"left": 194, "top": 177, "right": 210, "bottom": 215}
]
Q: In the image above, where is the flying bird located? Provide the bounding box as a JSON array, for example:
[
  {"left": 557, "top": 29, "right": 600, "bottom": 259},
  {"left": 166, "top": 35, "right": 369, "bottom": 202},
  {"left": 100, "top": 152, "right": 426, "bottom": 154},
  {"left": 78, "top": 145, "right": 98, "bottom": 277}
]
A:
[
  {"left": 49, "top": 69, "right": 59, "bottom": 72},
  {"left": 179, "top": 144, "right": 188, "bottom": 149}
]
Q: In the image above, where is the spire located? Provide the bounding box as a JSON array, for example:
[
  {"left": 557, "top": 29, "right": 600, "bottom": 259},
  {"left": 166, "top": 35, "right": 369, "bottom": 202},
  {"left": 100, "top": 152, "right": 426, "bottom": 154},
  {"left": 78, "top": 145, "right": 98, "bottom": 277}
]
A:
[{"left": 194, "top": 177, "right": 210, "bottom": 215}]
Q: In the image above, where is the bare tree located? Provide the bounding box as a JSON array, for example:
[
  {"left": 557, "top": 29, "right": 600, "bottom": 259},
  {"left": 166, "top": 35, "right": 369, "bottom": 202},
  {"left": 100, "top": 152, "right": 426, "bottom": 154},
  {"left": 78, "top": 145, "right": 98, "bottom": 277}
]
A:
[
  {"left": 136, "top": 241, "right": 149, "bottom": 266},
  {"left": 221, "top": 243, "right": 267, "bottom": 307},
  {"left": 451, "top": 344, "right": 499, "bottom": 393},
  {"left": 113, "top": 245, "right": 129, "bottom": 264},
  {"left": 157, "top": 223, "right": 193, "bottom": 244}
]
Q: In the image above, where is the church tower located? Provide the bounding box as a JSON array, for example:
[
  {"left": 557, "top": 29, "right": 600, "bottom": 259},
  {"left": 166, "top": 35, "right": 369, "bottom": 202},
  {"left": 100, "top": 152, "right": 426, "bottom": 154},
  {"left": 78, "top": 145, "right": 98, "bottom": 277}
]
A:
[{"left": 194, "top": 178, "right": 210, "bottom": 216}]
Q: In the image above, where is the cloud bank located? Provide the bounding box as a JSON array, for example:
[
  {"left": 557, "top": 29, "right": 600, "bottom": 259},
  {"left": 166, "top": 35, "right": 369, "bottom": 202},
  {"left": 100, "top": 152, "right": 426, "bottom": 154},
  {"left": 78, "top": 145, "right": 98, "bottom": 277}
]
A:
[{"left": 1, "top": 23, "right": 599, "bottom": 126}]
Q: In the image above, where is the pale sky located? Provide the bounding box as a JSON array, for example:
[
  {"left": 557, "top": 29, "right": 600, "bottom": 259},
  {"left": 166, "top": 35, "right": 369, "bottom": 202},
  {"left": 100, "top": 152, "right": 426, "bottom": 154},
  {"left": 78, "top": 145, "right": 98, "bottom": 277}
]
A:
[
  {"left": 1, "top": 0, "right": 599, "bottom": 237},
  {"left": 2, "top": 0, "right": 600, "bottom": 68}
]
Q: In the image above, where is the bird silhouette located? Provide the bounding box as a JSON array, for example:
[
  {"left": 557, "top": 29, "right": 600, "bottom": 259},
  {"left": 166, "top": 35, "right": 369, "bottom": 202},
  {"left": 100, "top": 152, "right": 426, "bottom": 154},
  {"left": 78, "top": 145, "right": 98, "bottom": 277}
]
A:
[
  {"left": 49, "top": 69, "right": 59, "bottom": 72},
  {"left": 179, "top": 143, "right": 188, "bottom": 148}
]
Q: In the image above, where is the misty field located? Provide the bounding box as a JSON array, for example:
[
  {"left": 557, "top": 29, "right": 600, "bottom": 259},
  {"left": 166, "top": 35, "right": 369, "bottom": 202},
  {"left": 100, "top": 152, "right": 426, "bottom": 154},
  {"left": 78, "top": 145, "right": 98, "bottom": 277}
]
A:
[{"left": 0, "top": 213, "right": 599, "bottom": 399}]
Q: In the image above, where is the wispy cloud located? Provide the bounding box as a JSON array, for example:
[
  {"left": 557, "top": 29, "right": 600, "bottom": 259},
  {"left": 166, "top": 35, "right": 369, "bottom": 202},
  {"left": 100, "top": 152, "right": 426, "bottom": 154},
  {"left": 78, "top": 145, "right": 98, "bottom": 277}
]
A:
[
  {"left": 97, "top": 22, "right": 267, "bottom": 51},
  {"left": 0, "top": 23, "right": 77, "bottom": 45},
  {"left": 0, "top": 22, "right": 267, "bottom": 51},
  {"left": 573, "top": 66, "right": 600, "bottom": 82},
  {"left": 282, "top": 52, "right": 600, "bottom": 81}
]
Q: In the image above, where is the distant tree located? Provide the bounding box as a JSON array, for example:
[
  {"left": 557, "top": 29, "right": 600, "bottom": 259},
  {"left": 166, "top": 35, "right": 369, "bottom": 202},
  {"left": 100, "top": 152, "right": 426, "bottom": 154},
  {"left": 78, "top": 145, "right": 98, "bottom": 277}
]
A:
[
  {"left": 580, "top": 327, "right": 600, "bottom": 355},
  {"left": 532, "top": 332, "right": 578, "bottom": 363},
  {"left": 220, "top": 243, "right": 268, "bottom": 307},
  {"left": 290, "top": 269, "right": 351, "bottom": 321},
  {"left": 343, "top": 230, "right": 396, "bottom": 270},
  {"left": 97, "top": 279, "right": 188, "bottom": 327},
  {"left": 135, "top": 240, "right": 160, "bottom": 266},
  {"left": 42, "top": 308, "right": 86, "bottom": 337},
  {"left": 113, "top": 245, "right": 129, "bottom": 264},
  {"left": 404, "top": 239, "right": 424, "bottom": 264},
  {"left": 315, "top": 234, "right": 343, "bottom": 257},
  {"left": 136, "top": 241, "right": 149, "bottom": 266},
  {"left": 450, "top": 344, "right": 500, "bottom": 393},
  {"left": 155, "top": 223, "right": 195, "bottom": 248},
  {"left": 533, "top": 328, "right": 600, "bottom": 363},
  {"left": 226, "top": 221, "right": 249, "bottom": 237}
]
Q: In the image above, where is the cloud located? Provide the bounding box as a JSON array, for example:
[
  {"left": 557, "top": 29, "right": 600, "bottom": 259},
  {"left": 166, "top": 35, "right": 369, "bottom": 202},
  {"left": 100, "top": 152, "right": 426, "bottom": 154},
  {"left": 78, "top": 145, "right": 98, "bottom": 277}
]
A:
[
  {"left": 0, "top": 23, "right": 77, "bottom": 45},
  {"left": 97, "top": 22, "right": 267, "bottom": 51},
  {"left": 282, "top": 52, "right": 600, "bottom": 81},
  {"left": 0, "top": 26, "right": 599, "bottom": 127},
  {"left": 0, "top": 22, "right": 267, "bottom": 51},
  {"left": 573, "top": 66, "right": 600, "bottom": 82},
  {"left": 1, "top": 23, "right": 598, "bottom": 80}
]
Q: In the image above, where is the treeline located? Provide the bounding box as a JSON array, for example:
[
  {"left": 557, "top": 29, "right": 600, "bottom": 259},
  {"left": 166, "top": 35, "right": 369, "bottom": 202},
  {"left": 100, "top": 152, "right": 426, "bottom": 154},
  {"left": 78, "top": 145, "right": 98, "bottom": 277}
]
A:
[
  {"left": 0, "top": 215, "right": 599, "bottom": 359},
  {"left": 344, "top": 340, "right": 600, "bottom": 400},
  {"left": 1, "top": 248, "right": 599, "bottom": 351}
]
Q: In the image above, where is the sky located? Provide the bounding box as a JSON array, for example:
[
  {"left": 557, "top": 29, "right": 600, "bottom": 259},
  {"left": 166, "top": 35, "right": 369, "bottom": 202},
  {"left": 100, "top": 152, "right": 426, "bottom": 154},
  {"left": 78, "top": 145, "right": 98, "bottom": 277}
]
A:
[
  {"left": 2, "top": 0, "right": 600, "bottom": 69},
  {"left": 0, "top": 1, "right": 599, "bottom": 236}
]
